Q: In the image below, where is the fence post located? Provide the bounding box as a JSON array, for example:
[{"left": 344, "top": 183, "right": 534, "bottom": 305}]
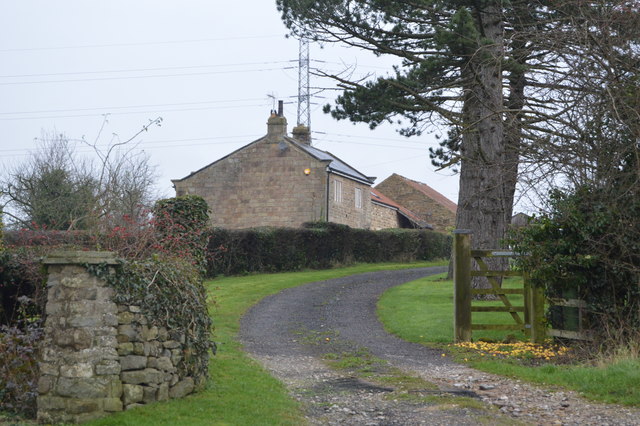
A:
[
  {"left": 526, "top": 273, "right": 547, "bottom": 343},
  {"left": 453, "top": 230, "right": 472, "bottom": 342}
]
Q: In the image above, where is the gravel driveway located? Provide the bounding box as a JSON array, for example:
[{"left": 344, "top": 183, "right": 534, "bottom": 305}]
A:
[{"left": 239, "top": 267, "right": 640, "bottom": 425}]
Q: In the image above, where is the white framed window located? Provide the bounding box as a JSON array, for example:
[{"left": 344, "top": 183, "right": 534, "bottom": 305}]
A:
[
  {"left": 355, "top": 187, "right": 362, "bottom": 209},
  {"left": 334, "top": 179, "right": 342, "bottom": 203}
]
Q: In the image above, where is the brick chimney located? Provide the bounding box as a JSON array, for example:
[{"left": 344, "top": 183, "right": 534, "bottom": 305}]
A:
[
  {"left": 267, "top": 100, "right": 287, "bottom": 142},
  {"left": 292, "top": 125, "right": 311, "bottom": 145}
]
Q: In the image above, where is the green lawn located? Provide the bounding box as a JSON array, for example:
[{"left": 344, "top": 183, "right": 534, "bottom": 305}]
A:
[
  {"left": 377, "top": 273, "right": 640, "bottom": 406},
  {"left": 88, "top": 261, "right": 444, "bottom": 425}
]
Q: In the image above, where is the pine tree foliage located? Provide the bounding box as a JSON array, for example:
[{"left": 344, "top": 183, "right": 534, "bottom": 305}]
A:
[{"left": 277, "top": 0, "right": 640, "bottom": 266}]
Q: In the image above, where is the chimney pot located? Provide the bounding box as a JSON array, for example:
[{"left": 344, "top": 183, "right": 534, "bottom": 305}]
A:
[
  {"left": 292, "top": 125, "right": 311, "bottom": 145},
  {"left": 267, "top": 108, "right": 287, "bottom": 141}
]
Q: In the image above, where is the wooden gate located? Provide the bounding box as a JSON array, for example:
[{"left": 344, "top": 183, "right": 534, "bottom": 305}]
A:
[{"left": 453, "top": 230, "right": 546, "bottom": 343}]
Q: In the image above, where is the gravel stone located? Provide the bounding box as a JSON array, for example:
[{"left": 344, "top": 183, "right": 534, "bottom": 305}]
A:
[{"left": 240, "top": 267, "right": 640, "bottom": 425}]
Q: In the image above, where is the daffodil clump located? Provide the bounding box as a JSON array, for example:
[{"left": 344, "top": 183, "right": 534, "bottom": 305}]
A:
[{"left": 454, "top": 341, "right": 571, "bottom": 361}]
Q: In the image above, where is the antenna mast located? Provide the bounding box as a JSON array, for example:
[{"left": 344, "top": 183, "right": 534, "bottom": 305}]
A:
[{"left": 297, "top": 38, "right": 311, "bottom": 128}]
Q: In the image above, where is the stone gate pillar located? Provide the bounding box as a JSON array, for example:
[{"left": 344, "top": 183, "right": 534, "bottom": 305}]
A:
[{"left": 38, "top": 251, "right": 122, "bottom": 423}]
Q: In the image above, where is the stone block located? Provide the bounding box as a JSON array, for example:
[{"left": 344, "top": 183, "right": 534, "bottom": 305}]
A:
[
  {"left": 96, "top": 360, "right": 121, "bottom": 375},
  {"left": 117, "top": 333, "right": 130, "bottom": 344},
  {"left": 122, "top": 384, "right": 144, "bottom": 405},
  {"left": 169, "top": 377, "right": 195, "bottom": 399},
  {"left": 60, "top": 362, "right": 93, "bottom": 378},
  {"left": 37, "top": 395, "right": 67, "bottom": 410},
  {"left": 96, "top": 334, "right": 118, "bottom": 348},
  {"left": 68, "top": 314, "right": 103, "bottom": 328},
  {"left": 118, "top": 324, "right": 138, "bottom": 341},
  {"left": 144, "top": 341, "right": 162, "bottom": 357},
  {"left": 133, "top": 342, "right": 145, "bottom": 355},
  {"left": 125, "top": 403, "right": 144, "bottom": 410},
  {"left": 120, "top": 355, "right": 147, "bottom": 371},
  {"left": 157, "top": 382, "right": 169, "bottom": 401},
  {"left": 143, "top": 385, "right": 157, "bottom": 404},
  {"left": 108, "top": 376, "right": 123, "bottom": 398},
  {"left": 118, "top": 311, "right": 135, "bottom": 325},
  {"left": 53, "top": 330, "right": 75, "bottom": 348},
  {"left": 37, "top": 377, "right": 53, "bottom": 396},
  {"left": 103, "top": 397, "right": 124, "bottom": 412},
  {"left": 171, "top": 349, "right": 183, "bottom": 365},
  {"left": 148, "top": 356, "right": 175, "bottom": 372},
  {"left": 141, "top": 325, "right": 158, "bottom": 341},
  {"left": 170, "top": 374, "right": 179, "bottom": 386},
  {"left": 129, "top": 305, "right": 141, "bottom": 313},
  {"left": 66, "top": 398, "right": 100, "bottom": 414},
  {"left": 104, "top": 312, "right": 119, "bottom": 327},
  {"left": 57, "top": 377, "right": 110, "bottom": 398},
  {"left": 72, "top": 329, "right": 93, "bottom": 349},
  {"left": 163, "top": 340, "right": 180, "bottom": 349},
  {"left": 117, "top": 342, "right": 134, "bottom": 355},
  {"left": 121, "top": 368, "right": 164, "bottom": 385},
  {"left": 73, "top": 287, "right": 98, "bottom": 301},
  {"left": 45, "top": 301, "right": 64, "bottom": 316}
]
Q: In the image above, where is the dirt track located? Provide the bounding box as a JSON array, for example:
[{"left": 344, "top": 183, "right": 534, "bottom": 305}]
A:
[{"left": 239, "top": 267, "right": 640, "bottom": 425}]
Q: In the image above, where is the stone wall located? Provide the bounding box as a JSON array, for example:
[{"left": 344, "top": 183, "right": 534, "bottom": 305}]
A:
[
  {"left": 370, "top": 203, "right": 401, "bottom": 230},
  {"left": 38, "top": 252, "right": 205, "bottom": 423},
  {"left": 328, "top": 175, "right": 371, "bottom": 229}
]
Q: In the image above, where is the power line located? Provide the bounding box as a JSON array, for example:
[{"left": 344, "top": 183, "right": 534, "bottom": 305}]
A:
[
  {"left": 314, "top": 137, "right": 429, "bottom": 151},
  {"left": 0, "top": 35, "right": 285, "bottom": 53},
  {"left": 0, "top": 66, "right": 297, "bottom": 86},
  {"left": 314, "top": 131, "right": 434, "bottom": 146},
  {"left": 0, "top": 60, "right": 296, "bottom": 79},
  {"left": 0, "top": 102, "right": 273, "bottom": 121},
  {"left": 0, "top": 97, "right": 268, "bottom": 116}
]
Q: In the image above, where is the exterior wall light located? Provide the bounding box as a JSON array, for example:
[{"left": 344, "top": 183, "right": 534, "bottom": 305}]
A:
[{"left": 304, "top": 168, "right": 311, "bottom": 175}]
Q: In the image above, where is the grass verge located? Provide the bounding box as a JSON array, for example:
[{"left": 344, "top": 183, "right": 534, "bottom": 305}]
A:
[
  {"left": 377, "top": 272, "right": 640, "bottom": 406},
  {"left": 86, "top": 261, "right": 444, "bottom": 425}
]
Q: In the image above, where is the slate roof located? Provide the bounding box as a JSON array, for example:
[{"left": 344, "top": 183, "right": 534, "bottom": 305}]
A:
[
  {"left": 289, "top": 137, "right": 375, "bottom": 185},
  {"left": 370, "top": 188, "right": 433, "bottom": 229}
]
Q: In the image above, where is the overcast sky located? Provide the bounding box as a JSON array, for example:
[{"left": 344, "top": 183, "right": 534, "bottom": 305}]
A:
[{"left": 1, "top": 1, "right": 460, "bottom": 206}]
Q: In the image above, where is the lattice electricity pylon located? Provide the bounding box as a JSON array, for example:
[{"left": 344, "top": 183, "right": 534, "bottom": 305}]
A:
[{"left": 297, "top": 38, "right": 311, "bottom": 128}]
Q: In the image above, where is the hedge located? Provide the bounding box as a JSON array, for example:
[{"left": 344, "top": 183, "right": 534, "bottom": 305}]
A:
[{"left": 206, "top": 222, "right": 451, "bottom": 276}]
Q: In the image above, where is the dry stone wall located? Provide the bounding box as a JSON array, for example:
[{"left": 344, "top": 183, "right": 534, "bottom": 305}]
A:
[{"left": 37, "top": 251, "right": 205, "bottom": 423}]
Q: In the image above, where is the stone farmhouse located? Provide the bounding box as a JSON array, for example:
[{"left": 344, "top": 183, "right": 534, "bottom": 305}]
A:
[
  {"left": 172, "top": 108, "right": 454, "bottom": 231},
  {"left": 375, "top": 173, "right": 457, "bottom": 233},
  {"left": 173, "top": 109, "right": 375, "bottom": 229}
]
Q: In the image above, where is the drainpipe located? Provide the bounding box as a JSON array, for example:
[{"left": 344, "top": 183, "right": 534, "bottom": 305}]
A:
[{"left": 325, "top": 170, "right": 330, "bottom": 222}]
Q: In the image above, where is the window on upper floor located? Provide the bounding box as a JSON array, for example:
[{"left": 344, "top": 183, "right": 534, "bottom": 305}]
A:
[
  {"left": 355, "top": 187, "right": 362, "bottom": 209},
  {"left": 334, "top": 179, "right": 342, "bottom": 203}
]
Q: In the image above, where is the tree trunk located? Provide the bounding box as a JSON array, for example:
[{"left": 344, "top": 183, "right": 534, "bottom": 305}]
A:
[{"left": 454, "top": 4, "right": 509, "bottom": 289}]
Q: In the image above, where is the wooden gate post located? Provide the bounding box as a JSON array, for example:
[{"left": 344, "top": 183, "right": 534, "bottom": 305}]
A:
[
  {"left": 528, "top": 279, "right": 547, "bottom": 343},
  {"left": 453, "top": 230, "right": 472, "bottom": 342}
]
